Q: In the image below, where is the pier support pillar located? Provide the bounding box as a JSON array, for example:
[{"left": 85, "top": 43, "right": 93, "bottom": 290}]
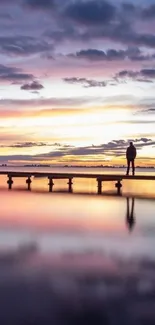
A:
[
  {"left": 68, "top": 178, "right": 73, "bottom": 193},
  {"left": 115, "top": 180, "right": 122, "bottom": 195},
  {"left": 97, "top": 179, "right": 102, "bottom": 195},
  {"left": 26, "top": 176, "right": 32, "bottom": 191},
  {"left": 7, "top": 176, "right": 13, "bottom": 190},
  {"left": 48, "top": 178, "right": 54, "bottom": 192}
]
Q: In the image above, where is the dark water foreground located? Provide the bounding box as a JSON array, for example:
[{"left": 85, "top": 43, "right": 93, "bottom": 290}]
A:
[
  {"left": 0, "top": 190, "right": 155, "bottom": 324},
  {"left": 1, "top": 252, "right": 155, "bottom": 325}
]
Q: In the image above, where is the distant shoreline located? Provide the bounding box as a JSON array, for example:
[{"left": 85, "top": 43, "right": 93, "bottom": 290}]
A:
[{"left": 0, "top": 165, "right": 154, "bottom": 169}]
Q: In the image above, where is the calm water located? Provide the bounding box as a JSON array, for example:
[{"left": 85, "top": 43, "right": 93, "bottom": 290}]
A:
[{"left": 1, "top": 167, "right": 155, "bottom": 324}]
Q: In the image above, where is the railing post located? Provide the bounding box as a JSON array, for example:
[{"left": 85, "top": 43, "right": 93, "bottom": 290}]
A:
[
  {"left": 7, "top": 175, "right": 13, "bottom": 190},
  {"left": 26, "top": 176, "right": 32, "bottom": 191},
  {"left": 48, "top": 177, "right": 54, "bottom": 192},
  {"left": 68, "top": 178, "right": 73, "bottom": 193},
  {"left": 115, "top": 180, "right": 122, "bottom": 195},
  {"left": 97, "top": 178, "right": 102, "bottom": 195}
]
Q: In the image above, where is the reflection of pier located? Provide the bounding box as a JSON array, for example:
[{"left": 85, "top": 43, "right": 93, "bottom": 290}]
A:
[
  {"left": 2, "top": 171, "right": 155, "bottom": 194},
  {"left": 126, "top": 198, "right": 135, "bottom": 232}
]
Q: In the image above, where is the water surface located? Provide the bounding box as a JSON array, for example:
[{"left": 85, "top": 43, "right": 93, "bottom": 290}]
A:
[{"left": 0, "top": 185, "right": 155, "bottom": 324}]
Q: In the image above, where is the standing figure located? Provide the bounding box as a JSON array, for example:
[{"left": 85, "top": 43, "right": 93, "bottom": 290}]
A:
[{"left": 126, "top": 142, "right": 136, "bottom": 176}]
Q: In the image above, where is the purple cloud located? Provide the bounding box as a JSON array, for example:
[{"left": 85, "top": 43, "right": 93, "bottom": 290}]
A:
[{"left": 21, "top": 81, "right": 44, "bottom": 91}]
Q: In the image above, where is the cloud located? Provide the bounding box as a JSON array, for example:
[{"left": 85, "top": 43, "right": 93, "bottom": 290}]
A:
[
  {"left": 7, "top": 142, "right": 47, "bottom": 148},
  {"left": 1, "top": 0, "right": 155, "bottom": 55},
  {"left": 61, "top": 138, "right": 155, "bottom": 158},
  {"left": 63, "top": 77, "right": 107, "bottom": 88},
  {"left": 122, "top": 3, "right": 136, "bottom": 13},
  {"left": 0, "top": 64, "right": 34, "bottom": 82},
  {"left": 141, "top": 69, "right": 155, "bottom": 78},
  {"left": 64, "top": 0, "right": 116, "bottom": 25},
  {"left": 69, "top": 48, "right": 125, "bottom": 61},
  {"left": 39, "top": 1, "right": 155, "bottom": 50},
  {"left": 0, "top": 0, "right": 16, "bottom": 4},
  {"left": 0, "top": 96, "right": 104, "bottom": 109},
  {"left": 0, "top": 94, "right": 153, "bottom": 114},
  {"left": 115, "top": 68, "right": 155, "bottom": 83},
  {"left": 21, "top": 81, "right": 44, "bottom": 91},
  {"left": 141, "top": 4, "right": 155, "bottom": 19},
  {"left": 1, "top": 138, "right": 153, "bottom": 163},
  {"left": 63, "top": 68, "right": 155, "bottom": 89},
  {"left": 25, "top": 0, "right": 55, "bottom": 9},
  {"left": 98, "top": 21, "right": 155, "bottom": 49},
  {"left": 68, "top": 47, "right": 153, "bottom": 62},
  {"left": 0, "top": 36, "right": 53, "bottom": 56},
  {"left": 46, "top": 21, "right": 155, "bottom": 49},
  {"left": 0, "top": 142, "right": 74, "bottom": 149},
  {"left": 0, "top": 13, "right": 12, "bottom": 20}
]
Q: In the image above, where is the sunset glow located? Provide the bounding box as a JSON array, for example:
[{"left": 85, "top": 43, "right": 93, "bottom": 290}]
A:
[{"left": 0, "top": 0, "right": 155, "bottom": 166}]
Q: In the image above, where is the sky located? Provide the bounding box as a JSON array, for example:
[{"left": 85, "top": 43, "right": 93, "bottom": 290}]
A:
[{"left": 1, "top": 0, "right": 155, "bottom": 165}]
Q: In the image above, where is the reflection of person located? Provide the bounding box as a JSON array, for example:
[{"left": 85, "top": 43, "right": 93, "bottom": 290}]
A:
[
  {"left": 126, "top": 142, "right": 136, "bottom": 176},
  {"left": 126, "top": 197, "right": 135, "bottom": 232}
]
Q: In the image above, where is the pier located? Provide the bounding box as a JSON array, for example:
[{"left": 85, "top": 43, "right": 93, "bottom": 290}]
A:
[{"left": 0, "top": 171, "right": 155, "bottom": 194}]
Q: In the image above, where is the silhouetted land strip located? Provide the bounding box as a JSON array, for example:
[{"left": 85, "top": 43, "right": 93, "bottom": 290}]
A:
[{"left": 1, "top": 171, "right": 155, "bottom": 194}]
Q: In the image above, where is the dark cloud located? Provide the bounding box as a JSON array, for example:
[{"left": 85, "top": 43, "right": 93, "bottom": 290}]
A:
[
  {"left": 45, "top": 14, "right": 155, "bottom": 48},
  {"left": 141, "top": 69, "right": 155, "bottom": 78},
  {"left": 117, "top": 70, "right": 138, "bottom": 78},
  {"left": 146, "top": 108, "right": 155, "bottom": 113},
  {"left": 46, "top": 20, "right": 155, "bottom": 49},
  {"left": 9, "top": 142, "right": 47, "bottom": 148},
  {"left": 116, "top": 68, "right": 155, "bottom": 83},
  {"left": 67, "top": 138, "right": 155, "bottom": 157},
  {"left": 42, "top": 1, "right": 155, "bottom": 50},
  {"left": 122, "top": 3, "right": 136, "bottom": 12},
  {"left": 0, "top": 36, "right": 52, "bottom": 56},
  {"left": 64, "top": 0, "right": 116, "bottom": 25},
  {"left": 0, "top": 64, "right": 34, "bottom": 82},
  {"left": 21, "top": 81, "right": 44, "bottom": 91},
  {"left": 0, "top": 142, "right": 74, "bottom": 149},
  {"left": 31, "top": 138, "right": 155, "bottom": 160},
  {"left": 68, "top": 47, "right": 152, "bottom": 62},
  {"left": 0, "top": 0, "right": 16, "bottom": 4},
  {"left": 135, "top": 34, "right": 155, "bottom": 48},
  {"left": 121, "top": 3, "right": 155, "bottom": 21},
  {"left": 141, "top": 4, "right": 155, "bottom": 19},
  {"left": 1, "top": 0, "right": 155, "bottom": 55},
  {"left": 0, "top": 138, "right": 154, "bottom": 162},
  {"left": 25, "top": 0, "right": 55, "bottom": 9},
  {"left": 64, "top": 68, "right": 155, "bottom": 89},
  {"left": 140, "top": 138, "right": 151, "bottom": 143},
  {"left": 64, "top": 138, "right": 155, "bottom": 157},
  {"left": 106, "top": 49, "right": 127, "bottom": 61},
  {"left": 99, "top": 20, "right": 155, "bottom": 49},
  {"left": 69, "top": 48, "right": 124, "bottom": 61},
  {"left": 0, "top": 13, "right": 12, "bottom": 20},
  {"left": 125, "top": 47, "right": 151, "bottom": 61},
  {"left": 63, "top": 77, "right": 107, "bottom": 88}
]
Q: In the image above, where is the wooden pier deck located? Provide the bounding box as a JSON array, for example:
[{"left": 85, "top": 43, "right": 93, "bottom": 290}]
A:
[{"left": 0, "top": 171, "right": 154, "bottom": 194}]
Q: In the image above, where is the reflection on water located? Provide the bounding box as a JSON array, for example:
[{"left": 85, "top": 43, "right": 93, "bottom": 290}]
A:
[
  {"left": 126, "top": 198, "right": 136, "bottom": 232},
  {"left": 0, "top": 189, "right": 155, "bottom": 324}
]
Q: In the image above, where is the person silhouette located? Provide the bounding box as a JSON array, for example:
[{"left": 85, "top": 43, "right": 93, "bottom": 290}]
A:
[
  {"left": 126, "top": 142, "right": 136, "bottom": 176},
  {"left": 126, "top": 197, "right": 135, "bottom": 232}
]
